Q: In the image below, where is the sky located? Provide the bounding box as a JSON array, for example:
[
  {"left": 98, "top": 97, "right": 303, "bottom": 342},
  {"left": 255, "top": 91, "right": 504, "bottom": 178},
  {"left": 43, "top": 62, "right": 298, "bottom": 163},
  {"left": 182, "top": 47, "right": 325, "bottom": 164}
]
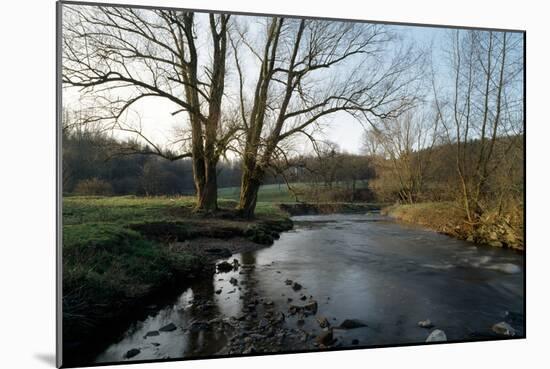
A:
[{"left": 63, "top": 6, "right": 508, "bottom": 156}]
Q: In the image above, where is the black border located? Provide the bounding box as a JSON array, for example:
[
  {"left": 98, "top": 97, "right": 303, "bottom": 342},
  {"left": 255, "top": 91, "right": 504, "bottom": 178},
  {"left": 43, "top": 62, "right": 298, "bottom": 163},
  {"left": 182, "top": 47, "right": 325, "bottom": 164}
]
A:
[{"left": 55, "top": 1, "right": 527, "bottom": 368}]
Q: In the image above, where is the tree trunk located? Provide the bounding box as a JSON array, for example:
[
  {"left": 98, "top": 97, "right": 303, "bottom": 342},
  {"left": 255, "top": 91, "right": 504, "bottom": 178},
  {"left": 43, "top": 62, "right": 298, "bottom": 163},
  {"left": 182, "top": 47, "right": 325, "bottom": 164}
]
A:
[
  {"left": 238, "top": 164, "right": 262, "bottom": 218},
  {"left": 197, "top": 158, "right": 218, "bottom": 211}
]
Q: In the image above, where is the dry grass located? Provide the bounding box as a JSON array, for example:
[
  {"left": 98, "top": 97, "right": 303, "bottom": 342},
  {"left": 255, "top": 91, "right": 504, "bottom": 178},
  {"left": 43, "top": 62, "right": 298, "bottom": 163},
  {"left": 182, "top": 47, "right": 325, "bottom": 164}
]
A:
[{"left": 383, "top": 201, "right": 524, "bottom": 250}]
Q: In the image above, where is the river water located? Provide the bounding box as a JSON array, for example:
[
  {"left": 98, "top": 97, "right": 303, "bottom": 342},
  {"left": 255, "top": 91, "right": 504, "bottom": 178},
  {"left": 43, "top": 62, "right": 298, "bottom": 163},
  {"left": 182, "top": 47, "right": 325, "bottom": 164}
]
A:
[{"left": 95, "top": 213, "right": 524, "bottom": 363}]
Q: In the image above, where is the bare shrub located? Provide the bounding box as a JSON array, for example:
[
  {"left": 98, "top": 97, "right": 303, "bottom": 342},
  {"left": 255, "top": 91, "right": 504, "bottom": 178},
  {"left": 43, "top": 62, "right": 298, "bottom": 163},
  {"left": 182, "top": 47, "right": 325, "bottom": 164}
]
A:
[{"left": 74, "top": 178, "right": 113, "bottom": 196}]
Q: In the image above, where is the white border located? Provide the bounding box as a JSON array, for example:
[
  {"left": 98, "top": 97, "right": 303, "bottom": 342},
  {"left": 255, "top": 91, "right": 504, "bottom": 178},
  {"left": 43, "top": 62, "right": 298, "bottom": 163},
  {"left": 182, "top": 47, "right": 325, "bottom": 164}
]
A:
[{"left": 1, "top": 1, "right": 547, "bottom": 368}]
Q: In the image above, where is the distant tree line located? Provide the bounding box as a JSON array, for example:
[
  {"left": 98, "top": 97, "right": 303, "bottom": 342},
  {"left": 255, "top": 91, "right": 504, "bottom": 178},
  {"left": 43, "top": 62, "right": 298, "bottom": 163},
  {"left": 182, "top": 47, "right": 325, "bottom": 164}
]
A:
[
  {"left": 63, "top": 127, "right": 250, "bottom": 196},
  {"left": 63, "top": 126, "right": 378, "bottom": 200}
]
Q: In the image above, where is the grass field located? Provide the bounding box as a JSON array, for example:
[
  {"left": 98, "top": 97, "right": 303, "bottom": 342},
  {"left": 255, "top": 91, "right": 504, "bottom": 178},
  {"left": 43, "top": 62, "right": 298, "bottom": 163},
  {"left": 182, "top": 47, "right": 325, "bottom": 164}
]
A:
[
  {"left": 218, "top": 183, "right": 303, "bottom": 203},
  {"left": 217, "top": 181, "right": 369, "bottom": 203}
]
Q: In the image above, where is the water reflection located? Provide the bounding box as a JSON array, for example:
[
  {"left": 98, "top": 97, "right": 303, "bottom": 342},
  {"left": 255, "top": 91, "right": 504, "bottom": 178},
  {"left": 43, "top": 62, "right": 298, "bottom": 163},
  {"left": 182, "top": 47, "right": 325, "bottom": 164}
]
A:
[{"left": 95, "top": 213, "right": 524, "bottom": 363}]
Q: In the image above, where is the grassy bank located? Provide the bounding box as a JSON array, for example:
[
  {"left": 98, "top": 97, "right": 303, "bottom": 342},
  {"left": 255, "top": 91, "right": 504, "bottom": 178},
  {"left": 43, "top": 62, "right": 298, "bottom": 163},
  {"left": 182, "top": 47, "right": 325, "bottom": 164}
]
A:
[
  {"left": 383, "top": 202, "right": 524, "bottom": 251},
  {"left": 62, "top": 195, "right": 292, "bottom": 352}
]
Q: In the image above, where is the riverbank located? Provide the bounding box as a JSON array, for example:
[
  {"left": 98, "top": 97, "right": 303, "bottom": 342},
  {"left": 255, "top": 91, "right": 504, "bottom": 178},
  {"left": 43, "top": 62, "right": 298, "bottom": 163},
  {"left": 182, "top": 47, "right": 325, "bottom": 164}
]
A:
[
  {"left": 93, "top": 212, "right": 524, "bottom": 364},
  {"left": 62, "top": 196, "right": 293, "bottom": 363},
  {"left": 279, "top": 202, "right": 381, "bottom": 216},
  {"left": 383, "top": 202, "right": 524, "bottom": 251}
]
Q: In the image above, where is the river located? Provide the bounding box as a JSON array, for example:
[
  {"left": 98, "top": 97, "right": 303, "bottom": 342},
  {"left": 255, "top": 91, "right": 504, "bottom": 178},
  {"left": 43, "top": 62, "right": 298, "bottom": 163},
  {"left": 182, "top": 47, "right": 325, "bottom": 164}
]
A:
[{"left": 95, "top": 213, "right": 524, "bottom": 363}]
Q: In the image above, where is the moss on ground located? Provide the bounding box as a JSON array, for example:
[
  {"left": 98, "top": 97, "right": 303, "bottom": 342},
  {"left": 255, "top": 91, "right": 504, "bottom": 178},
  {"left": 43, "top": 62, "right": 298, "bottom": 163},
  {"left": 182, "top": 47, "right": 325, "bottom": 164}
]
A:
[{"left": 62, "top": 195, "right": 292, "bottom": 345}]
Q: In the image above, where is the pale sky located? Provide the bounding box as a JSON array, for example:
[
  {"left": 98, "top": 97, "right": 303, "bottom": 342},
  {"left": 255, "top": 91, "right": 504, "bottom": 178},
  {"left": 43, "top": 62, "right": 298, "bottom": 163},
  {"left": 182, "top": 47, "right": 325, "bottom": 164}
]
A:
[{"left": 62, "top": 9, "right": 469, "bottom": 156}]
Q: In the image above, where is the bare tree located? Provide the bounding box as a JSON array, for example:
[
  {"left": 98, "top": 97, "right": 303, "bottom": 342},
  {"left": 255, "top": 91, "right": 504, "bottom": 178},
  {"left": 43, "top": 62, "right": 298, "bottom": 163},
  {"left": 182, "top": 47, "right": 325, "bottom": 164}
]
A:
[
  {"left": 62, "top": 5, "right": 230, "bottom": 211},
  {"left": 433, "top": 30, "right": 523, "bottom": 222},
  {"left": 231, "top": 17, "right": 421, "bottom": 217},
  {"left": 362, "top": 108, "right": 441, "bottom": 203}
]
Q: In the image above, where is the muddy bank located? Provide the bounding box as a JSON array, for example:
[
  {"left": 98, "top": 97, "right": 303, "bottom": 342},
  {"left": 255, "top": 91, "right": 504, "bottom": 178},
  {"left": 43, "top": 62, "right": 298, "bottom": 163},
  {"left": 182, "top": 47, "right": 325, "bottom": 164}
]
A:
[
  {"left": 383, "top": 203, "right": 524, "bottom": 251},
  {"left": 279, "top": 202, "right": 381, "bottom": 216}
]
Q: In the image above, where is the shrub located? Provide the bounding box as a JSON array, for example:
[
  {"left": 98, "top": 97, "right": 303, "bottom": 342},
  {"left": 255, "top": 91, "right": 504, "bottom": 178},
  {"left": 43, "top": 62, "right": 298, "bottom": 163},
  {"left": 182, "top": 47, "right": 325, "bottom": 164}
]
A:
[{"left": 73, "top": 178, "right": 113, "bottom": 196}]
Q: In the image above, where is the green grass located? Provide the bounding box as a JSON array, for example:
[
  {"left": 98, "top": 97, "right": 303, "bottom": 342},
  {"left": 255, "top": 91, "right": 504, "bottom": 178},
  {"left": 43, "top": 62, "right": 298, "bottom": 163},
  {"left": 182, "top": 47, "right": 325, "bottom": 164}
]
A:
[
  {"left": 217, "top": 181, "right": 371, "bottom": 203},
  {"left": 62, "top": 195, "right": 290, "bottom": 335},
  {"left": 218, "top": 183, "right": 304, "bottom": 203}
]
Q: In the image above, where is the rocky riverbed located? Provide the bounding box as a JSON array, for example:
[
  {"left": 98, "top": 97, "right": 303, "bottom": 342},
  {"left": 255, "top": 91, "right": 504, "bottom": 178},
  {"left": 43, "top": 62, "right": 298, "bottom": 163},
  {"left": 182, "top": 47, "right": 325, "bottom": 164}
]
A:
[{"left": 94, "top": 213, "right": 524, "bottom": 364}]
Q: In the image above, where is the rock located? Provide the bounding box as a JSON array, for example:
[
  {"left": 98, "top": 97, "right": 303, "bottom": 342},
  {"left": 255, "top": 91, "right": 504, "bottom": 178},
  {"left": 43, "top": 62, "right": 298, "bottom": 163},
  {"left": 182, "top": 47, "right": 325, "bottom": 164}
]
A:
[
  {"left": 489, "top": 241, "right": 503, "bottom": 247},
  {"left": 159, "top": 323, "right": 177, "bottom": 332},
  {"left": 227, "top": 289, "right": 236, "bottom": 294},
  {"left": 287, "top": 297, "right": 293, "bottom": 302},
  {"left": 188, "top": 321, "right": 210, "bottom": 332},
  {"left": 352, "top": 339, "right": 359, "bottom": 345},
  {"left": 297, "top": 318, "right": 305, "bottom": 325},
  {"left": 316, "top": 316, "right": 330, "bottom": 328},
  {"left": 208, "top": 317, "right": 223, "bottom": 325},
  {"left": 243, "top": 345, "right": 257, "bottom": 354},
  {"left": 263, "top": 300, "right": 274, "bottom": 307},
  {"left": 124, "top": 348, "right": 140, "bottom": 359},
  {"left": 492, "top": 322, "right": 516, "bottom": 337},
  {"left": 300, "top": 295, "right": 307, "bottom": 301},
  {"left": 215, "top": 289, "right": 222, "bottom": 294},
  {"left": 426, "top": 329, "right": 447, "bottom": 342},
  {"left": 304, "top": 300, "right": 318, "bottom": 314},
  {"left": 217, "top": 261, "right": 234, "bottom": 273},
  {"left": 229, "top": 277, "right": 238, "bottom": 285},
  {"left": 205, "top": 248, "right": 232, "bottom": 258},
  {"left": 339, "top": 319, "right": 367, "bottom": 329},
  {"left": 466, "top": 235, "right": 475, "bottom": 242},
  {"left": 232, "top": 259, "right": 240, "bottom": 268},
  {"left": 258, "top": 318, "right": 270, "bottom": 329},
  {"left": 289, "top": 301, "right": 318, "bottom": 315},
  {"left": 316, "top": 329, "right": 333, "bottom": 346},
  {"left": 272, "top": 312, "right": 285, "bottom": 324},
  {"left": 143, "top": 330, "right": 160, "bottom": 338},
  {"left": 292, "top": 282, "right": 303, "bottom": 291},
  {"left": 285, "top": 279, "right": 293, "bottom": 286},
  {"left": 151, "top": 343, "right": 160, "bottom": 347},
  {"left": 417, "top": 319, "right": 434, "bottom": 329}
]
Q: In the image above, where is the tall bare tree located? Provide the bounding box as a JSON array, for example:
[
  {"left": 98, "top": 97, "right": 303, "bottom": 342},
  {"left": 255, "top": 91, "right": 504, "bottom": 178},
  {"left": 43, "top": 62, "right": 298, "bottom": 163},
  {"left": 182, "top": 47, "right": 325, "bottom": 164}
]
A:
[
  {"left": 62, "top": 5, "right": 230, "bottom": 211},
  {"left": 433, "top": 30, "right": 523, "bottom": 222},
  {"left": 231, "top": 17, "right": 421, "bottom": 217}
]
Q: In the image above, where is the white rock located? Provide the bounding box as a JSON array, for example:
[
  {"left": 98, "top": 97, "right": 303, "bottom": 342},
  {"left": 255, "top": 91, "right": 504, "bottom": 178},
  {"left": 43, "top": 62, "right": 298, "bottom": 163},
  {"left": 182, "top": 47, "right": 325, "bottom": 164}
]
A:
[
  {"left": 426, "top": 329, "right": 447, "bottom": 342},
  {"left": 492, "top": 321, "right": 516, "bottom": 336}
]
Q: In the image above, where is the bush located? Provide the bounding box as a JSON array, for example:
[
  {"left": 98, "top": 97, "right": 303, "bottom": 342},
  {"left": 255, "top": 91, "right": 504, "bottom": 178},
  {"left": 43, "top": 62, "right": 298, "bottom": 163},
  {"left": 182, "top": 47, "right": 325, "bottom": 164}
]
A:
[{"left": 74, "top": 178, "right": 113, "bottom": 196}]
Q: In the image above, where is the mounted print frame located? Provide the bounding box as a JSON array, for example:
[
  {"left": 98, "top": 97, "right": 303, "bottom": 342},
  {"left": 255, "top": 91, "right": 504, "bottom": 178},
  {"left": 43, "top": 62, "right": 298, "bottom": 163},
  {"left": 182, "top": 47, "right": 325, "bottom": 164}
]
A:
[{"left": 56, "top": 1, "right": 526, "bottom": 367}]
